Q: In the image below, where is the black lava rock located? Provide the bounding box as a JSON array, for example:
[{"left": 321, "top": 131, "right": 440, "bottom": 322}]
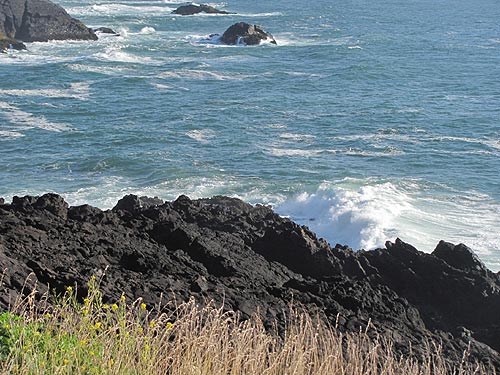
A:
[
  {"left": 0, "top": 194, "right": 499, "bottom": 370},
  {"left": 0, "top": 36, "right": 26, "bottom": 52},
  {"left": 219, "top": 22, "right": 277, "bottom": 45},
  {"left": 93, "top": 27, "right": 119, "bottom": 35},
  {"left": 172, "top": 4, "right": 231, "bottom": 15}
]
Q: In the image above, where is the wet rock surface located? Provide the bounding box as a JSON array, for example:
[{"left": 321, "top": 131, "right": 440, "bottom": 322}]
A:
[
  {"left": 172, "top": 4, "right": 231, "bottom": 15},
  {"left": 0, "top": 0, "right": 97, "bottom": 42},
  {"left": 0, "top": 193, "right": 499, "bottom": 369},
  {"left": 93, "top": 27, "right": 119, "bottom": 36},
  {"left": 218, "top": 22, "right": 277, "bottom": 45},
  {"left": 0, "top": 35, "right": 26, "bottom": 52}
]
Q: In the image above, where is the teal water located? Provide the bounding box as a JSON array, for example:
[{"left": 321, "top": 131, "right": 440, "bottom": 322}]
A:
[{"left": 1, "top": 0, "right": 499, "bottom": 270}]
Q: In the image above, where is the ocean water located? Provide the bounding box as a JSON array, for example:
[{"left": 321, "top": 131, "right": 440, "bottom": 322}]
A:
[{"left": 1, "top": 0, "right": 499, "bottom": 271}]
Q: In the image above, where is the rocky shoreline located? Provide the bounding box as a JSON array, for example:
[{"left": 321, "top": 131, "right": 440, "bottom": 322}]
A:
[{"left": 0, "top": 193, "right": 499, "bottom": 370}]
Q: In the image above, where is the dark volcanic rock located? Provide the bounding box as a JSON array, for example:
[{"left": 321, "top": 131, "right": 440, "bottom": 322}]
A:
[
  {"left": 172, "top": 4, "right": 231, "bottom": 15},
  {"left": 113, "top": 194, "right": 164, "bottom": 213},
  {"left": 0, "top": 194, "right": 499, "bottom": 370},
  {"left": 219, "top": 22, "right": 276, "bottom": 45},
  {"left": 0, "top": 35, "right": 26, "bottom": 52},
  {"left": 433, "top": 240, "right": 489, "bottom": 273},
  {"left": 0, "top": 0, "right": 97, "bottom": 42},
  {"left": 360, "top": 238, "right": 500, "bottom": 363},
  {"left": 93, "top": 27, "right": 119, "bottom": 35}
]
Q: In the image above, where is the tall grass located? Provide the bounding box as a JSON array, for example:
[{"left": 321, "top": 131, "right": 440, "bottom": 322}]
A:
[{"left": 0, "top": 276, "right": 493, "bottom": 375}]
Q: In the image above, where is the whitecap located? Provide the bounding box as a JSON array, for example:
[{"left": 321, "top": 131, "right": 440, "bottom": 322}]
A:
[
  {"left": 268, "top": 148, "right": 322, "bottom": 157},
  {"left": 239, "top": 12, "right": 284, "bottom": 17},
  {"left": 67, "top": 3, "right": 174, "bottom": 17},
  {"left": 342, "top": 147, "right": 405, "bottom": 157},
  {"left": 279, "top": 133, "right": 316, "bottom": 141},
  {"left": 158, "top": 69, "right": 245, "bottom": 80},
  {"left": 424, "top": 135, "right": 500, "bottom": 151},
  {"left": 93, "top": 47, "right": 154, "bottom": 64},
  {"left": 0, "top": 102, "right": 72, "bottom": 132},
  {"left": 0, "top": 130, "right": 24, "bottom": 139},
  {"left": 0, "top": 82, "right": 90, "bottom": 101},
  {"left": 186, "top": 129, "right": 216, "bottom": 143},
  {"left": 139, "top": 26, "right": 156, "bottom": 34},
  {"left": 67, "top": 64, "right": 135, "bottom": 76}
]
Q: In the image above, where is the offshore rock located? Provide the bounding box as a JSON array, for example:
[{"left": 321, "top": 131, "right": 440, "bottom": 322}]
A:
[
  {"left": 0, "top": 0, "right": 97, "bottom": 42},
  {"left": 0, "top": 193, "right": 499, "bottom": 370},
  {"left": 172, "top": 4, "right": 232, "bottom": 15},
  {"left": 93, "top": 27, "right": 119, "bottom": 35},
  {"left": 219, "top": 22, "right": 276, "bottom": 45}
]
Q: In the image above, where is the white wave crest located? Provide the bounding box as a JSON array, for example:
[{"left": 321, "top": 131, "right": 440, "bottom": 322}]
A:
[
  {"left": 0, "top": 82, "right": 90, "bottom": 101},
  {"left": 186, "top": 129, "right": 216, "bottom": 143},
  {"left": 158, "top": 69, "right": 245, "bottom": 80},
  {"left": 276, "top": 179, "right": 500, "bottom": 271},
  {"left": 68, "top": 3, "right": 174, "bottom": 16},
  {"left": 268, "top": 148, "right": 322, "bottom": 157},
  {"left": 94, "top": 47, "right": 154, "bottom": 64},
  {"left": 277, "top": 181, "right": 412, "bottom": 250},
  {"left": 0, "top": 102, "right": 72, "bottom": 133},
  {"left": 0, "top": 130, "right": 24, "bottom": 139},
  {"left": 279, "top": 133, "right": 316, "bottom": 141},
  {"left": 139, "top": 27, "right": 156, "bottom": 35}
]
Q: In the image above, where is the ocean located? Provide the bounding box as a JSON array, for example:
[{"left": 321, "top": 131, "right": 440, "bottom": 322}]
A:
[{"left": 1, "top": 0, "right": 499, "bottom": 271}]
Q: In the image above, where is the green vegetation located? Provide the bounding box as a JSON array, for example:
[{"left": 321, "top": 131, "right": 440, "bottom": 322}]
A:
[{"left": 0, "top": 277, "right": 492, "bottom": 374}]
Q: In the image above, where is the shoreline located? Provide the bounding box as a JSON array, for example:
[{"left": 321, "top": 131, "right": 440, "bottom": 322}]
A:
[{"left": 1, "top": 192, "right": 499, "bottom": 369}]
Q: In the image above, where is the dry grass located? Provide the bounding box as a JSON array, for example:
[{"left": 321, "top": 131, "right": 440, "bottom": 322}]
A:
[{"left": 0, "top": 276, "right": 494, "bottom": 375}]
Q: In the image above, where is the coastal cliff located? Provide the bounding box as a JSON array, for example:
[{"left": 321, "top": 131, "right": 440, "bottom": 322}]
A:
[{"left": 0, "top": 193, "right": 499, "bottom": 369}]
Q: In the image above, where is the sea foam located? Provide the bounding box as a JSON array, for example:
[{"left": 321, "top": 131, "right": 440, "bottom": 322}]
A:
[
  {"left": 276, "top": 179, "right": 500, "bottom": 271},
  {"left": 0, "top": 102, "right": 72, "bottom": 135}
]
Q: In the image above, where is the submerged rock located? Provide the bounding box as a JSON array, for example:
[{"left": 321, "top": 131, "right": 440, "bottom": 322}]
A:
[
  {"left": 172, "top": 4, "right": 232, "bottom": 15},
  {"left": 219, "top": 22, "right": 277, "bottom": 45},
  {"left": 0, "top": 193, "right": 499, "bottom": 369},
  {"left": 0, "top": 0, "right": 97, "bottom": 42},
  {"left": 0, "top": 35, "right": 26, "bottom": 52},
  {"left": 93, "top": 27, "right": 119, "bottom": 36}
]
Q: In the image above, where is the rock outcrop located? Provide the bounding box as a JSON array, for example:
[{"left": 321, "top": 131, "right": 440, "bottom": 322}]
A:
[
  {"left": 216, "top": 22, "right": 277, "bottom": 45},
  {"left": 0, "top": 193, "right": 499, "bottom": 370},
  {"left": 0, "top": 0, "right": 97, "bottom": 42},
  {"left": 0, "top": 34, "right": 26, "bottom": 52},
  {"left": 172, "top": 4, "right": 232, "bottom": 15},
  {"left": 93, "top": 27, "right": 119, "bottom": 36}
]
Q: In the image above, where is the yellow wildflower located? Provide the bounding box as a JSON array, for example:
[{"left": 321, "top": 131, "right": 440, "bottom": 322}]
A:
[
  {"left": 140, "top": 303, "right": 147, "bottom": 310},
  {"left": 111, "top": 304, "right": 118, "bottom": 311},
  {"left": 66, "top": 286, "right": 73, "bottom": 293}
]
